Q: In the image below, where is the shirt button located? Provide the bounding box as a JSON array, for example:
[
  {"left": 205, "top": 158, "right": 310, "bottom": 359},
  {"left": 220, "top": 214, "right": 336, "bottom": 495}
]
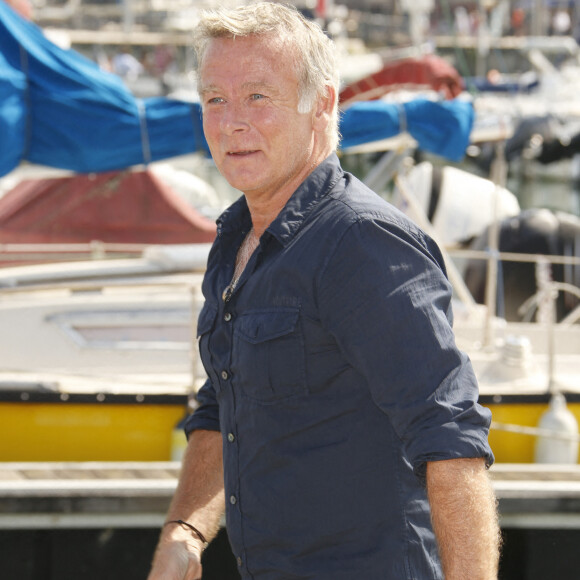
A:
[
  {"left": 237, "top": 556, "right": 242, "bottom": 567},
  {"left": 221, "top": 370, "right": 229, "bottom": 380},
  {"left": 227, "top": 433, "right": 235, "bottom": 443},
  {"left": 224, "top": 312, "right": 232, "bottom": 322},
  {"left": 229, "top": 495, "right": 237, "bottom": 505}
]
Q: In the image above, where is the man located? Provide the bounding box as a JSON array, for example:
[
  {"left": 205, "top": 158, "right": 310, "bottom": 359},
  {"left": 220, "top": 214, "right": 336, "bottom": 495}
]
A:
[{"left": 148, "top": 3, "right": 500, "bottom": 579}]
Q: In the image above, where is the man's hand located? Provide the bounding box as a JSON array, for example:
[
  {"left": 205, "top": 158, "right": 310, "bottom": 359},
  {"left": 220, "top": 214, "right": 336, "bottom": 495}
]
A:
[{"left": 147, "top": 525, "right": 205, "bottom": 580}]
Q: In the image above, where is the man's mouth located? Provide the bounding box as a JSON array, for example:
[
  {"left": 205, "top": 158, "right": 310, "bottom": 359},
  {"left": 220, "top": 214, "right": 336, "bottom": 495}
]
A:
[{"left": 228, "top": 150, "right": 258, "bottom": 156}]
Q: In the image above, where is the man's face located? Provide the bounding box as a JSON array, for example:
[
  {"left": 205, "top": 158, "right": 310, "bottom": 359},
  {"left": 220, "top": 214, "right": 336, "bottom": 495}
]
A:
[{"left": 199, "top": 35, "right": 320, "bottom": 204}]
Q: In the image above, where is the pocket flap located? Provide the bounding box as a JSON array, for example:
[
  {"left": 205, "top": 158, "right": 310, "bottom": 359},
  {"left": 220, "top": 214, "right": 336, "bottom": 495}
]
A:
[{"left": 236, "top": 308, "right": 299, "bottom": 344}]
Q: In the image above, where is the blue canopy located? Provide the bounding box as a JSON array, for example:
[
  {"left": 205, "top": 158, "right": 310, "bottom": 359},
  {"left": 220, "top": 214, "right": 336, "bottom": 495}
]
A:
[
  {"left": 0, "top": 0, "right": 209, "bottom": 177},
  {"left": 339, "top": 98, "right": 474, "bottom": 162},
  {"left": 0, "top": 0, "right": 473, "bottom": 177}
]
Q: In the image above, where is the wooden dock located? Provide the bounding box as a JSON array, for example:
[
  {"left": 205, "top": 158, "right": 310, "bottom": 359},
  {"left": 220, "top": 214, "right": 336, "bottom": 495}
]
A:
[
  {"left": 3, "top": 462, "right": 580, "bottom": 579},
  {"left": 491, "top": 463, "right": 580, "bottom": 529},
  {"left": 2, "top": 461, "right": 580, "bottom": 530},
  {"left": 0, "top": 462, "right": 179, "bottom": 530}
]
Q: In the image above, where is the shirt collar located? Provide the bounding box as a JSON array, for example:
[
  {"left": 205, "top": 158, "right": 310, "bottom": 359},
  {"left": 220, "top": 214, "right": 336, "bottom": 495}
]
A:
[
  {"left": 216, "top": 195, "right": 250, "bottom": 239},
  {"left": 216, "top": 153, "right": 343, "bottom": 246}
]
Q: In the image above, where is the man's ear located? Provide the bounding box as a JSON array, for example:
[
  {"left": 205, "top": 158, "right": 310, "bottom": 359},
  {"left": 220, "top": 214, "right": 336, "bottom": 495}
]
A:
[{"left": 312, "top": 85, "right": 336, "bottom": 131}]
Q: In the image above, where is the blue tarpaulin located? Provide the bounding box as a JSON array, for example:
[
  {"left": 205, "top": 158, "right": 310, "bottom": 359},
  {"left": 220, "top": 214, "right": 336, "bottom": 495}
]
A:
[
  {"left": 0, "top": 0, "right": 474, "bottom": 177},
  {"left": 339, "top": 98, "right": 474, "bottom": 162},
  {"left": 0, "top": 0, "right": 209, "bottom": 177}
]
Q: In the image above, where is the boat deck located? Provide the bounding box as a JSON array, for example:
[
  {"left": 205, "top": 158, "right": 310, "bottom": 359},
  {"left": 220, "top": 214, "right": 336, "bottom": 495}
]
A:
[
  {"left": 0, "top": 462, "right": 179, "bottom": 530},
  {"left": 1, "top": 461, "right": 580, "bottom": 530},
  {"left": 491, "top": 463, "right": 580, "bottom": 528}
]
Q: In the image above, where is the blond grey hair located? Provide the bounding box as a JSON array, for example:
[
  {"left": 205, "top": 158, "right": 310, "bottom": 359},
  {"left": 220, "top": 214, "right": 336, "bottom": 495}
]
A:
[{"left": 193, "top": 2, "right": 340, "bottom": 150}]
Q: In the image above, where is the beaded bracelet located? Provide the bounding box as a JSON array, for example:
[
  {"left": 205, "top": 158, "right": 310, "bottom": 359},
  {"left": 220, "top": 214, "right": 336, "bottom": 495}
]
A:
[{"left": 164, "top": 519, "right": 209, "bottom": 547}]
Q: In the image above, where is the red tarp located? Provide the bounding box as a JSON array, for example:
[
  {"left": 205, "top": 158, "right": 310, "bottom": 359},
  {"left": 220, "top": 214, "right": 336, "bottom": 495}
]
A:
[
  {"left": 0, "top": 169, "right": 217, "bottom": 245},
  {"left": 339, "top": 54, "right": 464, "bottom": 107}
]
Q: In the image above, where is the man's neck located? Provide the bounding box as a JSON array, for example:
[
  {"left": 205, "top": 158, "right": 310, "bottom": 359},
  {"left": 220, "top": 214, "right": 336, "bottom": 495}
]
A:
[{"left": 246, "top": 148, "right": 332, "bottom": 237}]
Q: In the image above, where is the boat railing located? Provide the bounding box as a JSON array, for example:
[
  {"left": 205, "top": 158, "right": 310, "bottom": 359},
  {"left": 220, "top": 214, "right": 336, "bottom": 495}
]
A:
[
  {"left": 517, "top": 282, "right": 580, "bottom": 326},
  {"left": 445, "top": 246, "right": 580, "bottom": 325},
  {"left": 0, "top": 273, "right": 204, "bottom": 296},
  {"left": 392, "top": 174, "right": 579, "bottom": 395},
  {"left": 445, "top": 248, "right": 580, "bottom": 268},
  {"left": 0, "top": 241, "right": 149, "bottom": 265},
  {"left": 0, "top": 243, "right": 211, "bottom": 291}
]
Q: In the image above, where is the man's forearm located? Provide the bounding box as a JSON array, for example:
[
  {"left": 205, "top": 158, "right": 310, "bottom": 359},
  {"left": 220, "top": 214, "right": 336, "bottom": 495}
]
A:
[
  {"left": 427, "top": 457, "right": 501, "bottom": 580},
  {"left": 165, "top": 428, "right": 225, "bottom": 537},
  {"left": 148, "top": 429, "right": 224, "bottom": 580}
]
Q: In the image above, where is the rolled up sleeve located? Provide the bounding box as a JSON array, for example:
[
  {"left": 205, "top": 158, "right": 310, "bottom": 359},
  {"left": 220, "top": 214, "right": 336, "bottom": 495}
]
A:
[
  {"left": 318, "top": 216, "right": 493, "bottom": 480},
  {"left": 184, "top": 378, "right": 220, "bottom": 437}
]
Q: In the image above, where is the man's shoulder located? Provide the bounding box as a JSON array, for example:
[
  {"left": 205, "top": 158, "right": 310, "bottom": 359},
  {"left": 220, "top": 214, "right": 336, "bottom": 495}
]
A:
[{"left": 327, "top": 171, "right": 420, "bottom": 235}]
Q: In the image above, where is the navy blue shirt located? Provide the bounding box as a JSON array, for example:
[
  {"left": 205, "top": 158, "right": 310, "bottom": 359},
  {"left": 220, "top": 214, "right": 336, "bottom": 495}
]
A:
[{"left": 186, "top": 154, "right": 493, "bottom": 579}]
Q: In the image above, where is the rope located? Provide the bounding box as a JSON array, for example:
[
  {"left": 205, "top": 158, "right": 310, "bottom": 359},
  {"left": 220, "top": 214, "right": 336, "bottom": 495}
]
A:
[
  {"left": 491, "top": 421, "right": 580, "bottom": 442},
  {"left": 137, "top": 99, "right": 152, "bottom": 166},
  {"left": 19, "top": 42, "right": 31, "bottom": 161},
  {"left": 397, "top": 103, "right": 407, "bottom": 134}
]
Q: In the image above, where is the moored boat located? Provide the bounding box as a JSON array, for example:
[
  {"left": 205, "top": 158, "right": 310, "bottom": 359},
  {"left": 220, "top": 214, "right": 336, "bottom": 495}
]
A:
[
  {"left": 0, "top": 244, "right": 210, "bottom": 462},
  {"left": 454, "top": 311, "right": 580, "bottom": 463}
]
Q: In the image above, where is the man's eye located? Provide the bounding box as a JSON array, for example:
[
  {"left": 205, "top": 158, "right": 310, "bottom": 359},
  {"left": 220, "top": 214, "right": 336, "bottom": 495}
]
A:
[
  {"left": 207, "top": 97, "right": 224, "bottom": 105},
  {"left": 250, "top": 94, "right": 265, "bottom": 101}
]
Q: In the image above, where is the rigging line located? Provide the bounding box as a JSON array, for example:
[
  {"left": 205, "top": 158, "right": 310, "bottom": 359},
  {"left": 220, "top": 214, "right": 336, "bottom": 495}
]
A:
[
  {"left": 18, "top": 42, "right": 31, "bottom": 162},
  {"left": 491, "top": 421, "right": 580, "bottom": 442},
  {"left": 137, "top": 99, "right": 152, "bottom": 166},
  {"left": 439, "top": 0, "right": 476, "bottom": 87}
]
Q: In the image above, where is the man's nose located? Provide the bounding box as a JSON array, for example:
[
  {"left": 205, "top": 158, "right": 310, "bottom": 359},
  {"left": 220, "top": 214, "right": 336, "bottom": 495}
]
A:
[{"left": 220, "top": 102, "right": 249, "bottom": 135}]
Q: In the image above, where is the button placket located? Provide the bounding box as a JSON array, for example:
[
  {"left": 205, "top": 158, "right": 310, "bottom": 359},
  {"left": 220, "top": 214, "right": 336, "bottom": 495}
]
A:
[{"left": 217, "top": 242, "right": 246, "bottom": 572}]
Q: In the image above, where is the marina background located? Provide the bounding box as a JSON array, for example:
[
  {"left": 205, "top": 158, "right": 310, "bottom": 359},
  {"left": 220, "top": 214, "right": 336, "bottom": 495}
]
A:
[{"left": 1, "top": 0, "right": 580, "bottom": 578}]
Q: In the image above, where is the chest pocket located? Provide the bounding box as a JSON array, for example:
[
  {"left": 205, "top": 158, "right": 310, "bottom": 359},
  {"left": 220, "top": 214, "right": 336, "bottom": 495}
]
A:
[{"left": 233, "top": 308, "right": 307, "bottom": 403}]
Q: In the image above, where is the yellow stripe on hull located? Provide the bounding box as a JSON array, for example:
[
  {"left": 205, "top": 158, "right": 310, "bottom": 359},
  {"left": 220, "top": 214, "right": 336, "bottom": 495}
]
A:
[
  {"left": 4, "top": 399, "right": 578, "bottom": 463},
  {"left": 0, "top": 402, "right": 186, "bottom": 461},
  {"left": 481, "top": 401, "right": 580, "bottom": 464}
]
